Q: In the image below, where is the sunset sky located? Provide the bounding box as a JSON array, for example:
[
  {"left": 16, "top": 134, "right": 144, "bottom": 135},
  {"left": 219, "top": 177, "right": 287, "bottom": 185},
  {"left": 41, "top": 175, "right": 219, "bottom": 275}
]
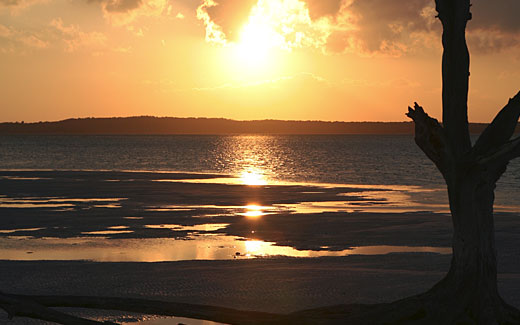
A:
[{"left": 1, "top": 0, "right": 519, "bottom": 122}]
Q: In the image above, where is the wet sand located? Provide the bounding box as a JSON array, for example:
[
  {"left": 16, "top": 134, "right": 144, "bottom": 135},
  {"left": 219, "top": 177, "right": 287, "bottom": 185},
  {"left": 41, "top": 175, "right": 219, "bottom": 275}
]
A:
[
  {"left": 1, "top": 170, "right": 519, "bottom": 323},
  {"left": 1, "top": 254, "right": 519, "bottom": 324},
  {"left": 0, "top": 170, "right": 454, "bottom": 248}
]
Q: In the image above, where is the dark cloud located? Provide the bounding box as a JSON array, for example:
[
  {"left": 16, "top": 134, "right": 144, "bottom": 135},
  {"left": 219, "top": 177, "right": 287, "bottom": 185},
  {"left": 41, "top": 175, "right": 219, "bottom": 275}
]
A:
[
  {"left": 327, "top": 0, "right": 436, "bottom": 55},
  {"left": 354, "top": 0, "right": 430, "bottom": 52},
  {"left": 105, "top": 0, "right": 142, "bottom": 13},
  {"left": 304, "top": 0, "right": 342, "bottom": 20},
  {"left": 347, "top": 0, "right": 431, "bottom": 31},
  {"left": 87, "top": 0, "right": 142, "bottom": 13},
  {"left": 205, "top": 0, "right": 257, "bottom": 41},
  {"left": 327, "top": 0, "right": 520, "bottom": 55},
  {"left": 325, "top": 29, "right": 351, "bottom": 53},
  {"left": 467, "top": 31, "right": 519, "bottom": 54},
  {"left": 466, "top": 0, "right": 520, "bottom": 54},
  {"left": 470, "top": 0, "right": 520, "bottom": 33}
]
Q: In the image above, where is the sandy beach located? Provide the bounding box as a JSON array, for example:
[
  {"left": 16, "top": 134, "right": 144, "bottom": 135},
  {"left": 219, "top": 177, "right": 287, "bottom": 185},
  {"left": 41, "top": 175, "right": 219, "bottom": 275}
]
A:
[
  {"left": 1, "top": 254, "right": 519, "bottom": 324},
  {"left": 1, "top": 170, "right": 519, "bottom": 323}
]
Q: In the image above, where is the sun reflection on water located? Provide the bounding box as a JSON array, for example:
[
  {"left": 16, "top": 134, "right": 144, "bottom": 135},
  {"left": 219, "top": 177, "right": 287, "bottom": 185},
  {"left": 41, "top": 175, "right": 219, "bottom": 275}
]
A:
[
  {"left": 241, "top": 204, "right": 269, "bottom": 218},
  {"left": 0, "top": 235, "right": 452, "bottom": 262},
  {"left": 244, "top": 240, "right": 265, "bottom": 256},
  {"left": 240, "top": 170, "right": 267, "bottom": 185}
]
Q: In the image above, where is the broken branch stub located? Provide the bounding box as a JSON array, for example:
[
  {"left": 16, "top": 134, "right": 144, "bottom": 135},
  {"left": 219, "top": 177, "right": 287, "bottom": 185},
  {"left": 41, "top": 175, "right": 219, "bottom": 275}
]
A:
[{"left": 406, "top": 103, "right": 449, "bottom": 175}]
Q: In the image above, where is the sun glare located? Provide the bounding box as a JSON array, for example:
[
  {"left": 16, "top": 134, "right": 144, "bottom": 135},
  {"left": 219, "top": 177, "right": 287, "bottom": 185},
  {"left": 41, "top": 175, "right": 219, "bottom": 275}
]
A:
[
  {"left": 230, "top": 0, "right": 315, "bottom": 72},
  {"left": 235, "top": 29, "right": 270, "bottom": 66},
  {"left": 244, "top": 240, "right": 266, "bottom": 255},
  {"left": 242, "top": 204, "right": 266, "bottom": 218},
  {"left": 234, "top": 16, "right": 282, "bottom": 67},
  {"left": 240, "top": 170, "right": 267, "bottom": 186}
]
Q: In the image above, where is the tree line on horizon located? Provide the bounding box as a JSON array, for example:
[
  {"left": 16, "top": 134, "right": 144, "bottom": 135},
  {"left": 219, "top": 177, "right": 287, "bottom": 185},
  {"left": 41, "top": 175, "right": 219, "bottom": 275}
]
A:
[{"left": 0, "top": 116, "right": 509, "bottom": 135}]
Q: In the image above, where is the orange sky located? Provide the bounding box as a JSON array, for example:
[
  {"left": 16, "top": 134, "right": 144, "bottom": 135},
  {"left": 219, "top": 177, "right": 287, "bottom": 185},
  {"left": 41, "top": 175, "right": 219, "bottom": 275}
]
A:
[{"left": 1, "top": 0, "right": 519, "bottom": 122}]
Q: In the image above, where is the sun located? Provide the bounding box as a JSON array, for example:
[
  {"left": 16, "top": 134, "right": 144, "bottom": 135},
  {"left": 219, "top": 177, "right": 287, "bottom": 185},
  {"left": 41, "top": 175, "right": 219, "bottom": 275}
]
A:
[
  {"left": 233, "top": 17, "right": 281, "bottom": 68},
  {"left": 204, "top": 0, "right": 328, "bottom": 76},
  {"left": 220, "top": 0, "right": 328, "bottom": 77},
  {"left": 230, "top": 0, "right": 300, "bottom": 71}
]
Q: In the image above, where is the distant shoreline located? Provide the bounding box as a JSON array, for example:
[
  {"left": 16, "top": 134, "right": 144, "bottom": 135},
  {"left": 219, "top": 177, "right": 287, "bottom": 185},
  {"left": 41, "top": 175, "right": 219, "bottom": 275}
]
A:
[{"left": 0, "top": 116, "right": 505, "bottom": 135}]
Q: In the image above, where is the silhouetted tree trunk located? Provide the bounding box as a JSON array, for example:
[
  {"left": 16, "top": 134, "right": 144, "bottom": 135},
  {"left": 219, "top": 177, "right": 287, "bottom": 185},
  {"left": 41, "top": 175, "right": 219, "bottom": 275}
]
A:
[{"left": 406, "top": 0, "right": 520, "bottom": 323}]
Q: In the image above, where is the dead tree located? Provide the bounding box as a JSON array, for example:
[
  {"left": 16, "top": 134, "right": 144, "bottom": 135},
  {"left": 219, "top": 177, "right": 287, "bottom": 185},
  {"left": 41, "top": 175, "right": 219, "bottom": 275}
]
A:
[
  {"left": 289, "top": 2, "right": 520, "bottom": 323},
  {"left": 405, "top": 0, "right": 520, "bottom": 323}
]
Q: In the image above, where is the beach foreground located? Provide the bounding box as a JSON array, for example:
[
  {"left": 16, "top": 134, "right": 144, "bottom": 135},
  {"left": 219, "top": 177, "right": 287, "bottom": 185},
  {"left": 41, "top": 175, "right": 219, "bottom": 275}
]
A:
[
  {"left": 0, "top": 254, "right": 519, "bottom": 324},
  {"left": 1, "top": 170, "right": 519, "bottom": 323}
]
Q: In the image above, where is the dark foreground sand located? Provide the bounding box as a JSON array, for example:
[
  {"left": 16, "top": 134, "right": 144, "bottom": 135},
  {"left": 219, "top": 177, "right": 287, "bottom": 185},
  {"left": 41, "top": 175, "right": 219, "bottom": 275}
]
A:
[{"left": 1, "top": 253, "right": 520, "bottom": 324}]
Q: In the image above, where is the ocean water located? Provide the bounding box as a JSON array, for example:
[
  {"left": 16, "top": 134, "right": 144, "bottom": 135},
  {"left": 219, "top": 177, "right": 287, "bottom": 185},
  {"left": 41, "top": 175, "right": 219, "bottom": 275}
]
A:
[{"left": 1, "top": 134, "right": 519, "bottom": 185}]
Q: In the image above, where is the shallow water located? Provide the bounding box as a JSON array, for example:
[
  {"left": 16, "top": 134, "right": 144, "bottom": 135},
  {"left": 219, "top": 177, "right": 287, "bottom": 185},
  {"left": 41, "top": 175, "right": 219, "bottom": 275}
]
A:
[
  {"left": 0, "top": 168, "right": 514, "bottom": 261},
  {"left": 0, "top": 235, "right": 451, "bottom": 262}
]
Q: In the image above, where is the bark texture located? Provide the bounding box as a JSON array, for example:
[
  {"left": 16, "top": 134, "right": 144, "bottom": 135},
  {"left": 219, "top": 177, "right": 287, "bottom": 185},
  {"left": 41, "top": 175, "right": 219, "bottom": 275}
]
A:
[{"left": 404, "top": 0, "right": 520, "bottom": 323}]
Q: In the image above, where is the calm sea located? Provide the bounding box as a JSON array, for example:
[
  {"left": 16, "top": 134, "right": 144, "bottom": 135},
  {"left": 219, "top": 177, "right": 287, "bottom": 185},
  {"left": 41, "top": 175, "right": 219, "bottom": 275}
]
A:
[{"left": 1, "top": 134, "right": 519, "bottom": 206}]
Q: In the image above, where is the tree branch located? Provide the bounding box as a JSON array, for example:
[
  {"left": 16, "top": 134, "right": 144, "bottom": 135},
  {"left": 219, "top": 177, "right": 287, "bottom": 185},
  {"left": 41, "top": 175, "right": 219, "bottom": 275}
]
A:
[
  {"left": 0, "top": 292, "right": 109, "bottom": 324},
  {"left": 473, "top": 90, "right": 520, "bottom": 157},
  {"left": 435, "top": 0, "right": 472, "bottom": 156},
  {"left": 406, "top": 102, "right": 450, "bottom": 175},
  {"left": 2, "top": 293, "right": 281, "bottom": 325},
  {"left": 477, "top": 136, "right": 520, "bottom": 168}
]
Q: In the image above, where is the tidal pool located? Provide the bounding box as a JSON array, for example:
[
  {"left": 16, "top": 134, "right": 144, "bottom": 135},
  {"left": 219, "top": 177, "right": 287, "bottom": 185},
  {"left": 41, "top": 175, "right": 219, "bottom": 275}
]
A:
[{"left": 0, "top": 234, "right": 451, "bottom": 262}]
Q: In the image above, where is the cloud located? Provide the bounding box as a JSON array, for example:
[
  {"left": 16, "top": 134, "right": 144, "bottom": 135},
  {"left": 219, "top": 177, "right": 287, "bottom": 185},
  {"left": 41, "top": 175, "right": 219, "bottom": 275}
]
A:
[
  {"left": 467, "top": 29, "right": 520, "bottom": 54},
  {"left": 470, "top": 0, "right": 520, "bottom": 33},
  {"left": 195, "top": 0, "right": 434, "bottom": 56},
  {"left": 196, "top": 0, "right": 228, "bottom": 44},
  {"left": 304, "top": 0, "right": 342, "bottom": 19},
  {"left": 0, "top": 23, "right": 49, "bottom": 52},
  {"left": 0, "top": 0, "right": 50, "bottom": 14},
  {"left": 196, "top": 0, "right": 520, "bottom": 57},
  {"left": 336, "top": 0, "right": 436, "bottom": 55},
  {"left": 333, "top": 0, "right": 520, "bottom": 55},
  {"left": 19, "top": 34, "right": 48, "bottom": 48},
  {"left": 50, "top": 18, "right": 106, "bottom": 52},
  {"left": 466, "top": 0, "right": 520, "bottom": 54},
  {"left": 0, "top": 23, "right": 11, "bottom": 37},
  {"left": 87, "top": 0, "right": 142, "bottom": 13},
  {"left": 200, "top": 0, "right": 257, "bottom": 42},
  {"left": 104, "top": 0, "right": 142, "bottom": 12},
  {"left": 0, "top": 0, "right": 19, "bottom": 5},
  {"left": 87, "top": 0, "right": 170, "bottom": 26},
  {"left": 0, "top": 0, "right": 45, "bottom": 7}
]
